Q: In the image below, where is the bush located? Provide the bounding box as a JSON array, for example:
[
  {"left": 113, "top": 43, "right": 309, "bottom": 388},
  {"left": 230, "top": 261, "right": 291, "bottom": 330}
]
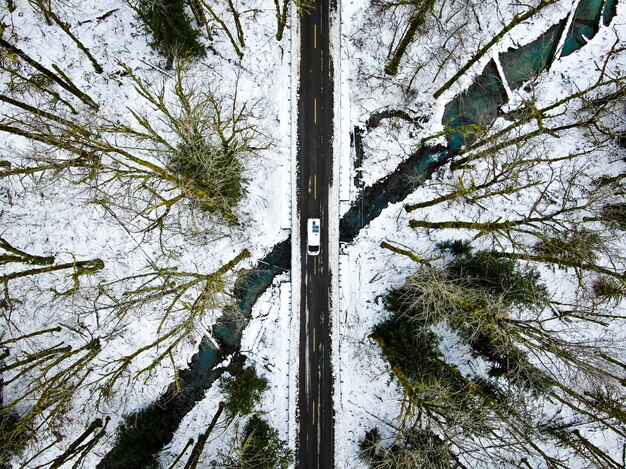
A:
[
  {"left": 447, "top": 250, "right": 548, "bottom": 306},
  {"left": 379, "top": 249, "right": 550, "bottom": 397},
  {"left": 601, "top": 203, "right": 626, "bottom": 230},
  {"left": 358, "top": 426, "right": 452, "bottom": 469},
  {"left": 593, "top": 277, "right": 625, "bottom": 302},
  {"left": 136, "top": 0, "right": 205, "bottom": 61},
  {"left": 0, "top": 410, "right": 29, "bottom": 468},
  {"left": 102, "top": 407, "right": 164, "bottom": 468},
  {"left": 436, "top": 239, "right": 473, "bottom": 257},
  {"left": 236, "top": 415, "right": 293, "bottom": 469},
  {"left": 219, "top": 366, "right": 268, "bottom": 418},
  {"left": 534, "top": 229, "right": 603, "bottom": 264},
  {"left": 374, "top": 311, "right": 443, "bottom": 383},
  {"left": 170, "top": 140, "right": 245, "bottom": 215},
  {"left": 358, "top": 427, "right": 382, "bottom": 463}
]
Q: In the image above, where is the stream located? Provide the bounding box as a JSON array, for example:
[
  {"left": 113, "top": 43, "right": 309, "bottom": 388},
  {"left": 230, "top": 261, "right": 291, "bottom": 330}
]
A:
[
  {"left": 98, "top": 240, "right": 290, "bottom": 468},
  {"left": 100, "top": 0, "right": 618, "bottom": 465}
]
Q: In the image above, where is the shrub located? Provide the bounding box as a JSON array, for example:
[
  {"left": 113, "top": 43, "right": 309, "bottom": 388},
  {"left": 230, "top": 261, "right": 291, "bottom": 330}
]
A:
[
  {"left": 238, "top": 415, "right": 293, "bottom": 469},
  {"left": 374, "top": 311, "right": 443, "bottom": 382},
  {"left": 136, "top": 0, "right": 205, "bottom": 61},
  {"left": 593, "top": 277, "right": 625, "bottom": 302},
  {"left": 170, "top": 139, "right": 245, "bottom": 215},
  {"left": 534, "top": 229, "right": 603, "bottom": 264},
  {"left": 379, "top": 250, "right": 550, "bottom": 397},
  {"left": 358, "top": 427, "right": 381, "bottom": 463},
  {"left": 436, "top": 239, "right": 473, "bottom": 257},
  {"left": 358, "top": 426, "right": 452, "bottom": 469},
  {"left": 219, "top": 366, "right": 268, "bottom": 418},
  {"left": 601, "top": 203, "right": 626, "bottom": 230},
  {"left": 447, "top": 250, "right": 548, "bottom": 306},
  {"left": 0, "top": 410, "right": 29, "bottom": 468}
]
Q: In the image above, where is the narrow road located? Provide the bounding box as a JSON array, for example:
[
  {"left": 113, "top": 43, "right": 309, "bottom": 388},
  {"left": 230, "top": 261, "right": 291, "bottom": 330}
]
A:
[{"left": 297, "top": 0, "right": 334, "bottom": 467}]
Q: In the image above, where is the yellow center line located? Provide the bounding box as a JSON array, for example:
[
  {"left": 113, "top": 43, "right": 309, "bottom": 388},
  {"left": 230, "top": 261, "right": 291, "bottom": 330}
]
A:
[
  {"left": 314, "top": 24, "right": 317, "bottom": 49},
  {"left": 314, "top": 98, "right": 317, "bottom": 124},
  {"left": 313, "top": 327, "right": 316, "bottom": 352},
  {"left": 312, "top": 400, "right": 316, "bottom": 426},
  {"left": 314, "top": 174, "right": 317, "bottom": 199},
  {"left": 313, "top": 256, "right": 317, "bottom": 274}
]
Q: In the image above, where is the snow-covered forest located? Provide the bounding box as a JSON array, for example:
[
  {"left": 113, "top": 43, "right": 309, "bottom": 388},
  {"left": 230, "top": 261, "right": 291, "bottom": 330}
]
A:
[
  {"left": 1, "top": 0, "right": 292, "bottom": 466},
  {"left": 1, "top": 0, "right": 625, "bottom": 467},
  {"left": 338, "top": 0, "right": 626, "bottom": 467}
]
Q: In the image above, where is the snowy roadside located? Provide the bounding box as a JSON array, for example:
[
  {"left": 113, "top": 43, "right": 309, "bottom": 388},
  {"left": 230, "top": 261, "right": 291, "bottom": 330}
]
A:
[{"left": 289, "top": 0, "right": 303, "bottom": 457}]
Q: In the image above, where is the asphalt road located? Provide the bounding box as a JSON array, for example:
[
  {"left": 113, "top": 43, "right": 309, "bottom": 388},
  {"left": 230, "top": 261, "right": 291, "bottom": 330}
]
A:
[{"left": 297, "top": 0, "right": 335, "bottom": 467}]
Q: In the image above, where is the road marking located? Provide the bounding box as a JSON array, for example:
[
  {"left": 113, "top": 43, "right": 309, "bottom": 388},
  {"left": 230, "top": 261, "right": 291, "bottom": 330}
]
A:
[
  {"left": 313, "top": 256, "right": 317, "bottom": 274},
  {"left": 314, "top": 98, "right": 317, "bottom": 124},
  {"left": 313, "top": 400, "right": 316, "bottom": 426},
  {"left": 313, "top": 174, "right": 317, "bottom": 199},
  {"left": 314, "top": 24, "right": 317, "bottom": 49},
  {"left": 313, "top": 327, "right": 316, "bottom": 352}
]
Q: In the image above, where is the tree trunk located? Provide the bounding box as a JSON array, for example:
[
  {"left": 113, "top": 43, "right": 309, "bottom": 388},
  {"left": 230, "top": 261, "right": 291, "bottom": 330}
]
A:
[
  {"left": 1, "top": 258, "right": 104, "bottom": 283},
  {"left": 0, "top": 65, "right": 77, "bottom": 113},
  {"left": 227, "top": 0, "right": 245, "bottom": 48},
  {"left": 0, "top": 237, "right": 55, "bottom": 266},
  {"left": 0, "top": 344, "right": 72, "bottom": 374},
  {"left": 492, "top": 251, "right": 625, "bottom": 280},
  {"left": 167, "top": 438, "right": 195, "bottom": 469},
  {"left": 31, "top": 1, "right": 104, "bottom": 73},
  {"left": 187, "top": 0, "right": 207, "bottom": 26},
  {"left": 48, "top": 418, "right": 104, "bottom": 469},
  {"left": 385, "top": 0, "right": 435, "bottom": 76},
  {"left": 0, "top": 37, "right": 98, "bottom": 109},
  {"left": 183, "top": 402, "right": 225, "bottom": 469},
  {"left": 0, "top": 326, "right": 61, "bottom": 347},
  {"left": 380, "top": 241, "right": 432, "bottom": 264},
  {"left": 0, "top": 94, "right": 91, "bottom": 136},
  {"left": 200, "top": 0, "right": 244, "bottom": 58},
  {"left": 275, "top": 0, "right": 289, "bottom": 41}
]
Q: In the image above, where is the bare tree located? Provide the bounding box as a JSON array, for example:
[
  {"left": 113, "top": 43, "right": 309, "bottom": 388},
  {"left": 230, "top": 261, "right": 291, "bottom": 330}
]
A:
[
  {"left": 432, "top": 0, "right": 557, "bottom": 98},
  {"left": 89, "top": 249, "right": 250, "bottom": 396},
  {"left": 0, "top": 237, "right": 103, "bottom": 309},
  {"left": 274, "top": 0, "right": 315, "bottom": 41},
  {"left": 1, "top": 59, "right": 268, "bottom": 230},
  {"left": 384, "top": 0, "right": 437, "bottom": 76},
  {"left": 0, "top": 36, "right": 98, "bottom": 109}
]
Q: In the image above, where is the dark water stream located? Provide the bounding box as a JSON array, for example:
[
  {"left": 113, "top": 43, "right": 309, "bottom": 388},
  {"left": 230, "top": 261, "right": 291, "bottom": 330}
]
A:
[
  {"left": 442, "top": 59, "right": 507, "bottom": 154},
  {"left": 500, "top": 21, "right": 565, "bottom": 89},
  {"left": 102, "top": 0, "right": 617, "bottom": 465}
]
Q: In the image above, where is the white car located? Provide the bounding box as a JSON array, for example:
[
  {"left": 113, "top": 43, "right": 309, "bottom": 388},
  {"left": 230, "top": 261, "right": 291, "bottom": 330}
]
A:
[{"left": 307, "top": 218, "right": 321, "bottom": 256}]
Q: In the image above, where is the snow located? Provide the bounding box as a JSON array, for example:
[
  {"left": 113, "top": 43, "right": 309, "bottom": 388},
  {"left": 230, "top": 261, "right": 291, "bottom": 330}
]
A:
[
  {"left": 160, "top": 275, "right": 293, "bottom": 467},
  {"left": 2, "top": 0, "right": 625, "bottom": 465}
]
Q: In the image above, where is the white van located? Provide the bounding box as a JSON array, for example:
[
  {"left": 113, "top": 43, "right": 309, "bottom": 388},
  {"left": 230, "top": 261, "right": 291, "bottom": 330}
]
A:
[{"left": 307, "top": 218, "right": 321, "bottom": 256}]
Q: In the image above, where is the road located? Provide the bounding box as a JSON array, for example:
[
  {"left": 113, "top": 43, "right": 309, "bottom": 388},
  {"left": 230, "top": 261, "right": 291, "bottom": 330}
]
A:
[{"left": 296, "top": 0, "right": 335, "bottom": 467}]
